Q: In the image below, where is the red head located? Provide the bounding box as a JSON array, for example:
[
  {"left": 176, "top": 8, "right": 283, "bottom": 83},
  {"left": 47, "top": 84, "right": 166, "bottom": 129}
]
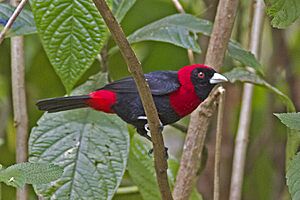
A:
[{"left": 178, "top": 64, "right": 227, "bottom": 100}]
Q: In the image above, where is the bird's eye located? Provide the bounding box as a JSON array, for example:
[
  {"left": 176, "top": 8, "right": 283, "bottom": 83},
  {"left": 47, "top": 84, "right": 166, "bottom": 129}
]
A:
[{"left": 198, "top": 72, "right": 205, "bottom": 79}]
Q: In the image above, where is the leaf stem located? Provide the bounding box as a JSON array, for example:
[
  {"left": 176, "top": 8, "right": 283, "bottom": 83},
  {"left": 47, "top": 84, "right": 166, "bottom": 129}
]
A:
[
  {"left": 91, "top": 1, "right": 173, "bottom": 199},
  {"left": 0, "top": 0, "right": 28, "bottom": 44}
]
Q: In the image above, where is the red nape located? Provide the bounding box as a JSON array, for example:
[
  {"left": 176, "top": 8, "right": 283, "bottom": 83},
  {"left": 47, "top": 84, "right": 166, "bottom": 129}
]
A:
[{"left": 86, "top": 90, "right": 117, "bottom": 113}]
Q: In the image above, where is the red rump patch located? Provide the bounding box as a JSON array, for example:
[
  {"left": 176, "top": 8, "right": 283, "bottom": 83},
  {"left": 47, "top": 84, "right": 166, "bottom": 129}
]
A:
[{"left": 86, "top": 90, "right": 116, "bottom": 113}]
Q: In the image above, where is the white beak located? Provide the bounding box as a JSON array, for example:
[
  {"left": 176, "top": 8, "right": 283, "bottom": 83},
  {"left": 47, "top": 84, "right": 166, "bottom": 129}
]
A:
[{"left": 209, "top": 73, "right": 228, "bottom": 84}]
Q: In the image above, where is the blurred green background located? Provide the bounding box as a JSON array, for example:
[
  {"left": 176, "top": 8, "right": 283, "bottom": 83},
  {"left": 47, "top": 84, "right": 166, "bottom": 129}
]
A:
[{"left": 1, "top": 0, "right": 300, "bottom": 199}]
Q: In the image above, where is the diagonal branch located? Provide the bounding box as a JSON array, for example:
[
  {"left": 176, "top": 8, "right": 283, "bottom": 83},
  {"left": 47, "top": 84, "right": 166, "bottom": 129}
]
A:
[
  {"left": 173, "top": 0, "right": 239, "bottom": 199},
  {"left": 91, "top": 0, "right": 173, "bottom": 199},
  {"left": 0, "top": 0, "right": 28, "bottom": 44}
]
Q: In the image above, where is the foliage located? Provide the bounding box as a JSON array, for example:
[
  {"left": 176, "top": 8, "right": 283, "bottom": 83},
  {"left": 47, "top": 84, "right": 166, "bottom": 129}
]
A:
[
  {"left": 29, "top": 72, "right": 129, "bottom": 199},
  {"left": 29, "top": 0, "right": 109, "bottom": 93},
  {"left": 287, "top": 153, "right": 300, "bottom": 200},
  {"left": 0, "top": 163, "right": 63, "bottom": 188},
  {"left": 265, "top": 0, "right": 300, "bottom": 28},
  {"left": 274, "top": 113, "right": 300, "bottom": 131},
  {"left": 1, "top": 0, "right": 300, "bottom": 199}
]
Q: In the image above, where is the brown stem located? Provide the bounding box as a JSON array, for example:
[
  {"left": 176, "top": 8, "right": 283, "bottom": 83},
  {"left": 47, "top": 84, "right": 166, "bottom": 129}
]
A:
[
  {"left": 10, "top": 0, "right": 29, "bottom": 199},
  {"left": 91, "top": 0, "right": 173, "bottom": 199},
  {"left": 173, "top": 0, "right": 239, "bottom": 199},
  {"left": 0, "top": 0, "right": 28, "bottom": 44}
]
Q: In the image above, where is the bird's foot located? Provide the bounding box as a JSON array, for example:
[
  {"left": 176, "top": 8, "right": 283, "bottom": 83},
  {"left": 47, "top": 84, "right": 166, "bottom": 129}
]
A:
[{"left": 148, "top": 147, "right": 169, "bottom": 159}]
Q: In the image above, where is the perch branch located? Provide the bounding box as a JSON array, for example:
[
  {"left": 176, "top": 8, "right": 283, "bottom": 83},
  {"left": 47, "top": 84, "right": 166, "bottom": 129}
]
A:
[
  {"left": 0, "top": 0, "right": 28, "bottom": 44},
  {"left": 229, "top": 1, "right": 265, "bottom": 200},
  {"left": 92, "top": 0, "right": 173, "bottom": 199},
  {"left": 214, "top": 88, "right": 225, "bottom": 200},
  {"left": 10, "top": 0, "right": 29, "bottom": 200},
  {"left": 173, "top": 0, "right": 239, "bottom": 199}
]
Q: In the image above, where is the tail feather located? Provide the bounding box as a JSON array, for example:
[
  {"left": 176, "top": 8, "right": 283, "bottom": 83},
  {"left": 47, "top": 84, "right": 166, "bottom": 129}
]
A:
[{"left": 36, "top": 95, "right": 90, "bottom": 113}]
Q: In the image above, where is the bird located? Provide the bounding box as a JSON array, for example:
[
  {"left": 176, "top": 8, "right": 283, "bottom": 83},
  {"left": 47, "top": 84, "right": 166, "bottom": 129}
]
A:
[{"left": 36, "top": 64, "right": 227, "bottom": 143}]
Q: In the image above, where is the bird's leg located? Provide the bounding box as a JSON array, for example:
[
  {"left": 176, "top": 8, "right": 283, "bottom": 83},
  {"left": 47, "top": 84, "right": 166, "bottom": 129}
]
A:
[{"left": 137, "top": 116, "right": 168, "bottom": 159}]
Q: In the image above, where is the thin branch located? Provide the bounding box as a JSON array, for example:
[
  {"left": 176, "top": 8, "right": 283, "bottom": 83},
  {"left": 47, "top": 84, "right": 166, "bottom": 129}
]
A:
[
  {"left": 171, "top": 0, "right": 195, "bottom": 64},
  {"left": 229, "top": 1, "right": 265, "bottom": 200},
  {"left": 0, "top": 0, "right": 28, "bottom": 44},
  {"left": 10, "top": 0, "right": 29, "bottom": 199},
  {"left": 173, "top": 0, "right": 239, "bottom": 199},
  {"left": 214, "top": 88, "right": 225, "bottom": 200},
  {"left": 91, "top": 1, "right": 173, "bottom": 199}
]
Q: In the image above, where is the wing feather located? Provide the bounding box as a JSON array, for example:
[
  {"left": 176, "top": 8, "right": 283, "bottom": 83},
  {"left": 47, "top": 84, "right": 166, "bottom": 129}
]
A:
[{"left": 100, "top": 71, "right": 180, "bottom": 95}]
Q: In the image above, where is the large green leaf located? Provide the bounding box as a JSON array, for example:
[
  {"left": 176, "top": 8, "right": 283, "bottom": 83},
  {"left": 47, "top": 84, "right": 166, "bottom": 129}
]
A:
[
  {"left": 265, "top": 0, "right": 300, "bottom": 28},
  {"left": 112, "top": 0, "right": 136, "bottom": 22},
  {"left": 0, "top": 3, "right": 36, "bottom": 37},
  {"left": 127, "top": 14, "right": 206, "bottom": 53},
  {"left": 29, "top": 72, "right": 129, "bottom": 200},
  {"left": 274, "top": 113, "right": 300, "bottom": 131},
  {"left": 0, "top": 163, "right": 63, "bottom": 188},
  {"left": 29, "top": 0, "right": 109, "bottom": 93},
  {"left": 127, "top": 134, "right": 202, "bottom": 200},
  {"left": 126, "top": 14, "right": 262, "bottom": 73},
  {"left": 287, "top": 153, "right": 300, "bottom": 199}
]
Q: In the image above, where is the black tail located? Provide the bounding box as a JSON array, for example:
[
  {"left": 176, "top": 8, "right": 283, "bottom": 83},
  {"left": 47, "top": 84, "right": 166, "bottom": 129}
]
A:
[{"left": 36, "top": 95, "right": 91, "bottom": 113}]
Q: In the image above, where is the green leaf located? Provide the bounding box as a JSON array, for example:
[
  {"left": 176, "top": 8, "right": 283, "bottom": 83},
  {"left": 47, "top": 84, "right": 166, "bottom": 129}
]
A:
[
  {"left": 287, "top": 153, "right": 300, "bottom": 199},
  {"left": 128, "top": 134, "right": 202, "bottom": 200},
  {"left": 125, "top": 14, "right": 262, "bottom": 74},
  {"left": 127, "top": 14, "right": 208, "bottom": 53},
  {"left": 0, "top": 3, "right": 36, "bottom": 37},
  {"left": 113, "top": 0, "right": 136, "bottom": 22},
  {"left": 29, "top": 0, "right": 109, "bottom": 93},
  {"left": 274, "top": 113, "right": 300, "bottom": 131},
  {"left": 224, "top": 67, "right": 295, "bottom": 111},
  {"left": 227, "top": 41, "right": 264, "bottom": 75},
  {"left": 266, "top": 0, "right": 300, "bottom": 28},
  {"left": 29, "top": 72, "right": 129, "bottom": 199},
  {"left": 0, "top": 163, "right": 63, "bottom": 188}
]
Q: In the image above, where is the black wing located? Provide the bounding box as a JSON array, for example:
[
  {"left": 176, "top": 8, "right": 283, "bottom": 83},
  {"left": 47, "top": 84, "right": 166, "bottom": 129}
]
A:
[{"left": 100, "top": 71, "right": 180, "bottom": 95}]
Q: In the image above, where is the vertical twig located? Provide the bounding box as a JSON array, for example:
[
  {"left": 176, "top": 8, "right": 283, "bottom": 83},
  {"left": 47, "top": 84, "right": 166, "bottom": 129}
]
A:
[
  {"left": 9, "top": 0, "right": 29, "bottom": 199},
  {"left": 173, "top": 0, "right": 238, "bottom": 199},
  {"left": 10, "top": 0, "right": 29, "bottom": 199},
  {"left": 214, "top": 88, "right": 225, "bottom": 200},
  {"left": 229, "top": 1, "right": 265, "bottom": 200},
  {"left": 171, "top": 0, "right": 195, "bottom": 64},
  {"left": 0, "top": 0, "right": 28, "bottom": 44},
  {"left": 91, "top": 0, "right": 173, "bottom": 199}
]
